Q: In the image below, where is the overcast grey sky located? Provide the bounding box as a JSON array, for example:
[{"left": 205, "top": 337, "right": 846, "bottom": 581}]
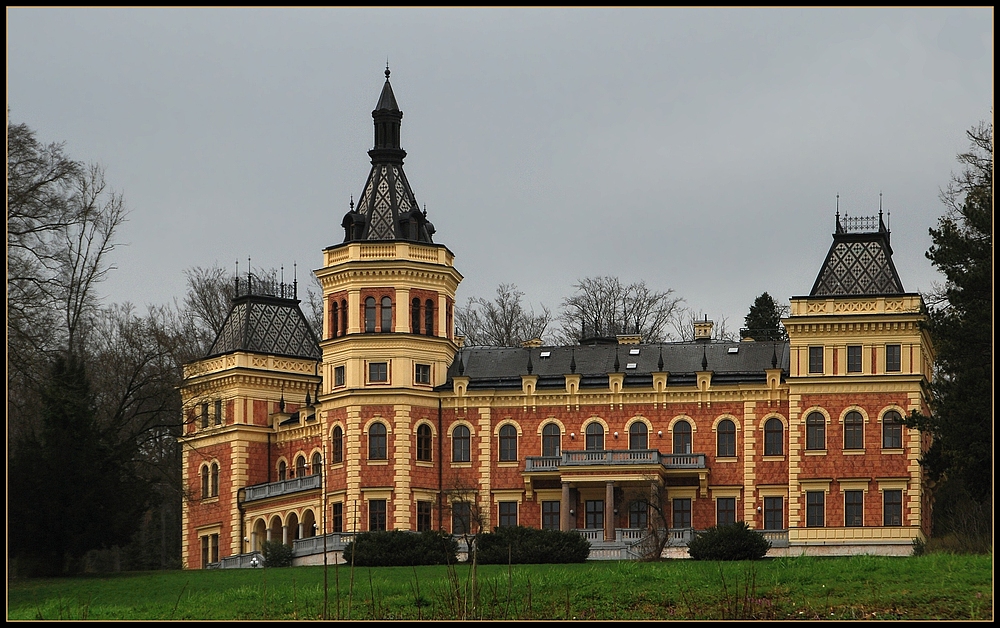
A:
[{"left": 7, "top": 8, "right": 993, "bottom": 338}]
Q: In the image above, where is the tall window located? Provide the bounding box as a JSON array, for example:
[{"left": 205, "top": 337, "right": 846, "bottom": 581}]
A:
[
  {"left": 763, "top": 497, "right": 783, "bottom": 530},
  {"left": 210, "top": 462, "right": 219, "bottom": 497},
  {"left": 365, "top": 297, "right": 376, "bottom": 333},
  {"left": 424, "top": 299, "right": 434, "bottom": 336},
  {"left": 201, "top": 465, "right": 210, "bottom": 498},
  {"left": 416, "top": 424, "right": 432, "bottom": 462},
  {"left": 585, "top": 423, "right": 604, "bottom": 451},
  {"left": 368, "top": 361, "right": 388, "bottom": 383},
  {"left": 672, "top": 498, "right": 692, "bottom": 528},
  {"left": 585, "top": 500, "right": 604, "bottom": 529},
  {"left": 215, "top": 399, "right": 223, "bottom": 425},
  {"left": 885, "top": 344, "right": 901, "bottom": 372},
  {"left": 368, "top": 422, "right": 387, "bottom": 460},
  {"left": 312, "top": 452, "right": 322, "bottom": 476},
  {"left": 717, "top": 497, "right": 736, "bottom": 526},
  {"left": 499, "top": 424, "right": 517, "bottom": 461},
  {"left": 340, "top": 299, "right": 348, "bottom": 336},
  {"left": 416, "top": 501, "right": 432, "bottom": 532},
  {"left": 498, "top": 501, "right": 517, "bottom": 527},
  {"left": 717, "top": 419, "right": 736, "bottom": 457},
  {"left": 201, "top": 402, "right": 209, "bottom": 429},
  {"left": 806, "top": 491, "right": 825, "bottom": 527},
  {"left": 883, "top": 490, "right": 903, "bottom": 526},
  {"left": 629, "top": 501, "right": 648, "bottom": 529},
  {"left": 672, "top": 420, "right": 692, "bottom": 455},
  {"left": 844, "top": 411, "right": 864, "bottom": 450},
  {"left": 369, "top": 499, "right": 387, "bottom": 531},
  {"left": 332, "top": 502, "right": 344, "bottom": 533},
  {"left": 847, "top": 345, "right": 862, "bottom": 373},
  {"left": 295, "top": 455, "right": 306, "bottom": 478},
  {"left": 542, "top": 423, "right": 561, "bottom": 456},
  {"left": 764, "top": 418, "right": 783, "bottom": 456},
  {"left": 629, "top": 422, "right": 648, "bottom": 450},
  {"left": 334, "top": 365, "right": 345, "bottom": 387},
  {"left": 882, "top": 410, "right": 903, "bottom": 449},
  {"left": 806, "top": 412, "right": 826, "bottom": 450},
  {"left": 808, "top": 346, "right": 824, "bottom": 374},
  {"left": 278, "top": 460, "right": 287, "bottom": 481},
  {"left": 452, "top": 425, "right": 471, "bottom": 462},
  {"left": 331, "top": 301, "right": 339, "bottom": 338},
  {"left": 845, "top": 490, "right": 864, "bottom": 527},
  {"left": 411, "top": 298, "right": 421, "bottom": 334},
  {"left": 452, "top": 502, "right": 471, "bottom": 534},
  {"left": 542, "top": 501, "right": 560, "bottom": 530},
  {"left": 380, "top": 296, "right": 392, "bottom": 332},
  {"left": 332, "top": 426, "right": 344, "bottom": 463}
]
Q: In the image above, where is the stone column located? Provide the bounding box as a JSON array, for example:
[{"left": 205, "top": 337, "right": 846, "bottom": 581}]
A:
[
  {"left": 298, "top": 523, "right": 305, "bottom": 539},
  {"left": 282, "top": 524, "right": 289, "bottom": 545},
  {"left": 605, "top": 481, "right": 615, "bottom": 541},
  {"left": 561, "top": 482, "right": 572, "bottom": 531}
]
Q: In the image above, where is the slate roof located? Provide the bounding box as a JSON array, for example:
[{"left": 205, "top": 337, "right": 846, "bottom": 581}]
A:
[
  {"left": 809, "top": 212, "right": 905, "bottom": 297},
  {"left": 207, "top": 294, "right": 321, "bottom": 360},
  {"left": 444, "top": 341, "right": 788, "bottom": 391}
]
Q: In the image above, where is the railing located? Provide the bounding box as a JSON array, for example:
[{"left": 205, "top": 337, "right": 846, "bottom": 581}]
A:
[
  {"left": 244, "top": 474, "right": 322, "bottom": 502},
  {"left": 761, "top": 529, "right": 789, "bottom": 548},
  {"left": 667, "top": 527, "right": 695, "bottom": 546},
  {"left": 292, "top": 532, "right": 354, "bottom": 557},
  {"left": 218, "top": 551, "right": 264, "bottom": 569},
  {"left": 524, "top": 450, "right": 706, "bottom": 471},
  {"left": 576, "top": 528, "right": 604, "bottom": 542}
]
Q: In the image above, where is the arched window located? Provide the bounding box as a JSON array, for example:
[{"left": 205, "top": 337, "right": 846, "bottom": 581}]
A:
[
  {"left": 411, "top": 298, "right": 421, "bottom": 334},
  {"left": 365, "top": 297, "right": 377, "bottom": 333},
  {"left": 331, "top": 301, "right": 339, "bottom": 338},
  {"left": 672, "top": 420, "right": 692, "bottom": 455},
  {"left": 210, "top": 462, "right": 219, "bottom": 497},
  {"left": 417, "top": 424, "right": 432, "bottom": 462},
  {"left": 585, "top": 422, "right": 604, "bottom": 451},
  {"left": 369, "top": 422, "right": 387, "bottom": 460},
  {"left": 806, "top": 412, "right": 826, "bottom": 450},
  {"left": 499, "top": 425, "right": 517, "bottom": 461},
  {"left": 542, "top": 423, "right": 561, "bottom": 457},
  {"left": 882, "top": 410, "right": 903, "bottom": 449},
  {"left": 295, "top": 455, "right": 306, "bottom": 478},
  {"left": 629, "top": 422, "right": 648, "bottom": 450},
  {"left": 424, "top": 299, "right": 434, "bottom": 336},
  {"left": 844, "top": 410, "right": 864, "bottom": 450},
  {"left": 452, "top": 425, "right": 471, "bottom": 462},
  {"left": 340, "top": 299, "right": 348, "bottom": 335},
  {"left": 380, "top": 296, "right": 392, "bottom": 332},
  {"left": 717, "top": 419, "right": 736, "bottom": 458},
  {"left": 312, "top": 452, "right": 322, "bottom": 476},
  {"left": 201, "top": 465, "right": 210, "bottom": 499},
  {"left": 764, "top": 418, "right": 783, "bottom": 456},
  {"left": 278, "top": 460, "right": 287, "bottom": 481},
  {"left": 332, "top": 426, "right": 344, "bottom": 463}
]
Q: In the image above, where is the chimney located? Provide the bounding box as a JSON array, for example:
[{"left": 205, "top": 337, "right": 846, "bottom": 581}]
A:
[{"left": 693, "top": 315, "right": 714, "bottom": 342}]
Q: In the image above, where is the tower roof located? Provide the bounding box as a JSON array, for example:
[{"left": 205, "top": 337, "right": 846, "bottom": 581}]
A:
[
  {"left": 809, "top": 210, "right": 905, "bottom": 297},
  {"left": 341, "top": 68, "right": 436, "bottom": 244},
  {"left": 207, "top": 293, "right": 320, "bottom": 361}
]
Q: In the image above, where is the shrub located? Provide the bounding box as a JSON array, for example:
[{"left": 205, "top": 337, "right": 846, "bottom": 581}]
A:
[
  {"left": 343, "top": 530, "right": 458, "bottom": 567},
  {"left": 687, "top": 522, "right": 771, "bottom": 561},
  {"left": 262, "top": 540, "right": 293, "bottom": 567},
  {"left": 477, "top": 526, "right": 590, "bottom": 564}
]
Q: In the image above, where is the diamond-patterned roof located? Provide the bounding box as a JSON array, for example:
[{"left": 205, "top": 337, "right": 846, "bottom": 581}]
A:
[
  {"left": 809, "top": 223, "right": 905, "bottom": 297},
  {"left": 207, "top": 295, "right": 320, "bottom": 360}
]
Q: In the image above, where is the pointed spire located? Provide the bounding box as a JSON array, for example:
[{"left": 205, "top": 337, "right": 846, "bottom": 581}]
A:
[
  {"left": 570, "top": 348, "right": 577, "bottom": 374},
  {"left": 279, "top": 388, "right": 285, "bottom": 413},
  {"left": 305, "top": 390, "right": 311, "bottom": 406},
  {"left": 526, "top": 350, "right": 534, "bottom": 375},
  {"left": 835, "top": 194, "right": 842, "bottom": 233},
  {"left": 701, "top": 345, "right": 709, "bottom": 371},
  {"left": 772, "top": 344, "right": 779, "bottom": 369},
  {"left": 457, "top": 351, "right": 465, "bottom": 376},
  {"left": 613, "top": 349, "right": 620, "bottom": 372},
  {"left": 657, "top": 344, "right": 664, "bottom": 371}
]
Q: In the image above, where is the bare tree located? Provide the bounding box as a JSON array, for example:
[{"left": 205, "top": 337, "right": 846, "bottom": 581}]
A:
[
  {"left": 455, "top": 283, "right": 551, "bottom": 346},
  {"left": 619, "top": 480, "right": 673, "bottom": 561},
  {"left": 671, "top": 309, "right": 737, "bottom": 342},
  {"left": 554, "top": 276, "right": 685, "bottom": 344}
]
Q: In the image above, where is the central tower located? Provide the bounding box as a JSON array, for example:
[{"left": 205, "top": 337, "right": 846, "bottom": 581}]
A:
[{"left": 313, "top": 69, "right": 462, "bottom": 532}]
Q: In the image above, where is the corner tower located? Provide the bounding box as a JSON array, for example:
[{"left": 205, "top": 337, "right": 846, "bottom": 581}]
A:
[{"left": 314, "top": 70, "right": 462, "bottom": 531}]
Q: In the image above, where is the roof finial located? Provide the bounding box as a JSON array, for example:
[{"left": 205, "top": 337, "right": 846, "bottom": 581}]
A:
[
  {"left": 385, "top": 60, "right": 390, "bottom": 80},
  {"left": 457, "top": 351, "right": 465, "bottom": 376},
  {"left": 350, "top": 195, "right": 355, "bottom": 212},
  {"left": 570, "top": 348, "right": 577, "bottom": 374},
  {"left": 305, "top": 390, "right": 311, "bottom": 406},
  {"left": 658, "top": 344, "right": 664, "bottom": 371},
  {"left": 701, "top": 345, "right": 709, "bottom": 371},
  {"left": 526, "top": 350, "right": 534, "bottom": 375},
  {"left": 293, "top": 262, "right": 298, "bottom": 299},
  {"left": 772, "top": 344, "right": 779, "bottom": 369},
  {"left": 613, "top": 348, "right": 620, "bottom": 372},
  {"left": 279, "top": 387, "right": 285, "bottom": 413}
]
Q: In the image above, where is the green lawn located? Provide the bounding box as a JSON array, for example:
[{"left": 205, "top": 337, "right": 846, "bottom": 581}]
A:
[{"left": 7, "top": 554, "right": 993, "bottom": 620}]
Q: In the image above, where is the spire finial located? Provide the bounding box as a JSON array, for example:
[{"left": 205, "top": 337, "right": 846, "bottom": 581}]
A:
[
  {"left": 457, "top": 351, "right": 465, "bottom": 376},
  {"left": 279, "top": 387, "right": 285, "bottom": 413},
  {"left": 305, "top": 390, "right": 311, "bottom": 406},
  {"left": 701, "top": 345, "right": 709, "bottom": 371},
  {"left": 350, "top": 195, "right": 355, "bottom": 212},
  {"left": 772, "top": 343, "right": 779, "bottom": 369},
  {"left": 293, "top": 262, "right": 298, "bottom": 299},
  {"left": 658, "top": 344, "right": 664, "bottom": 371},
  {"left": 385, "top": 60, "right": 390, "bottom": 80},
  {"left": 835, "top": 194, "right": 842, "bottom": 233},
  {"left": 526, "top": 350, "right": 534, "bottom": 375},
  {"left": 613, "top": 349, "right": 620, "bottom": 372},
  {"left": 570, "top": 348, "right": 577, "bottom": 374}
]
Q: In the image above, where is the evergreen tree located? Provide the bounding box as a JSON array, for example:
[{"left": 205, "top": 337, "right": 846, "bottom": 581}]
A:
[
  {"left": 742, "top": 292, "right": 787, "bottom": 341},
  {"left": 908, "top": 120, "right": 992, "bottom": 511}
]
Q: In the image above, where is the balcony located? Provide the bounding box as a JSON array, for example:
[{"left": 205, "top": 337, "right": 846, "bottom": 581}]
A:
[
  {"left": 244, "top": 474, "right": 322, "bottom": 503},
  {"left": 524, "top": 449, "right": 706, "bottom": 472}
]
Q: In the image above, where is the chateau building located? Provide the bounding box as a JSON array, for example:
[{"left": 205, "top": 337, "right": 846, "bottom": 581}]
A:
[{"left": 178, "top": 70, "right": 933, "bottom": 568}]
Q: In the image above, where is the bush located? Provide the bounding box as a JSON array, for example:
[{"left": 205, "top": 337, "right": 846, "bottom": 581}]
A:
[
  {"left": 262, "top": 540, "right": 293, "bottom": 567},
  {"left": 687, "top": 522, "right": 770, "bottom": 561},
  {"left": 343, "top": 530, "right": 458, "bottom": 567},
  {"left": 477, "top": 526, "right": 590, "bottom": 564}
]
